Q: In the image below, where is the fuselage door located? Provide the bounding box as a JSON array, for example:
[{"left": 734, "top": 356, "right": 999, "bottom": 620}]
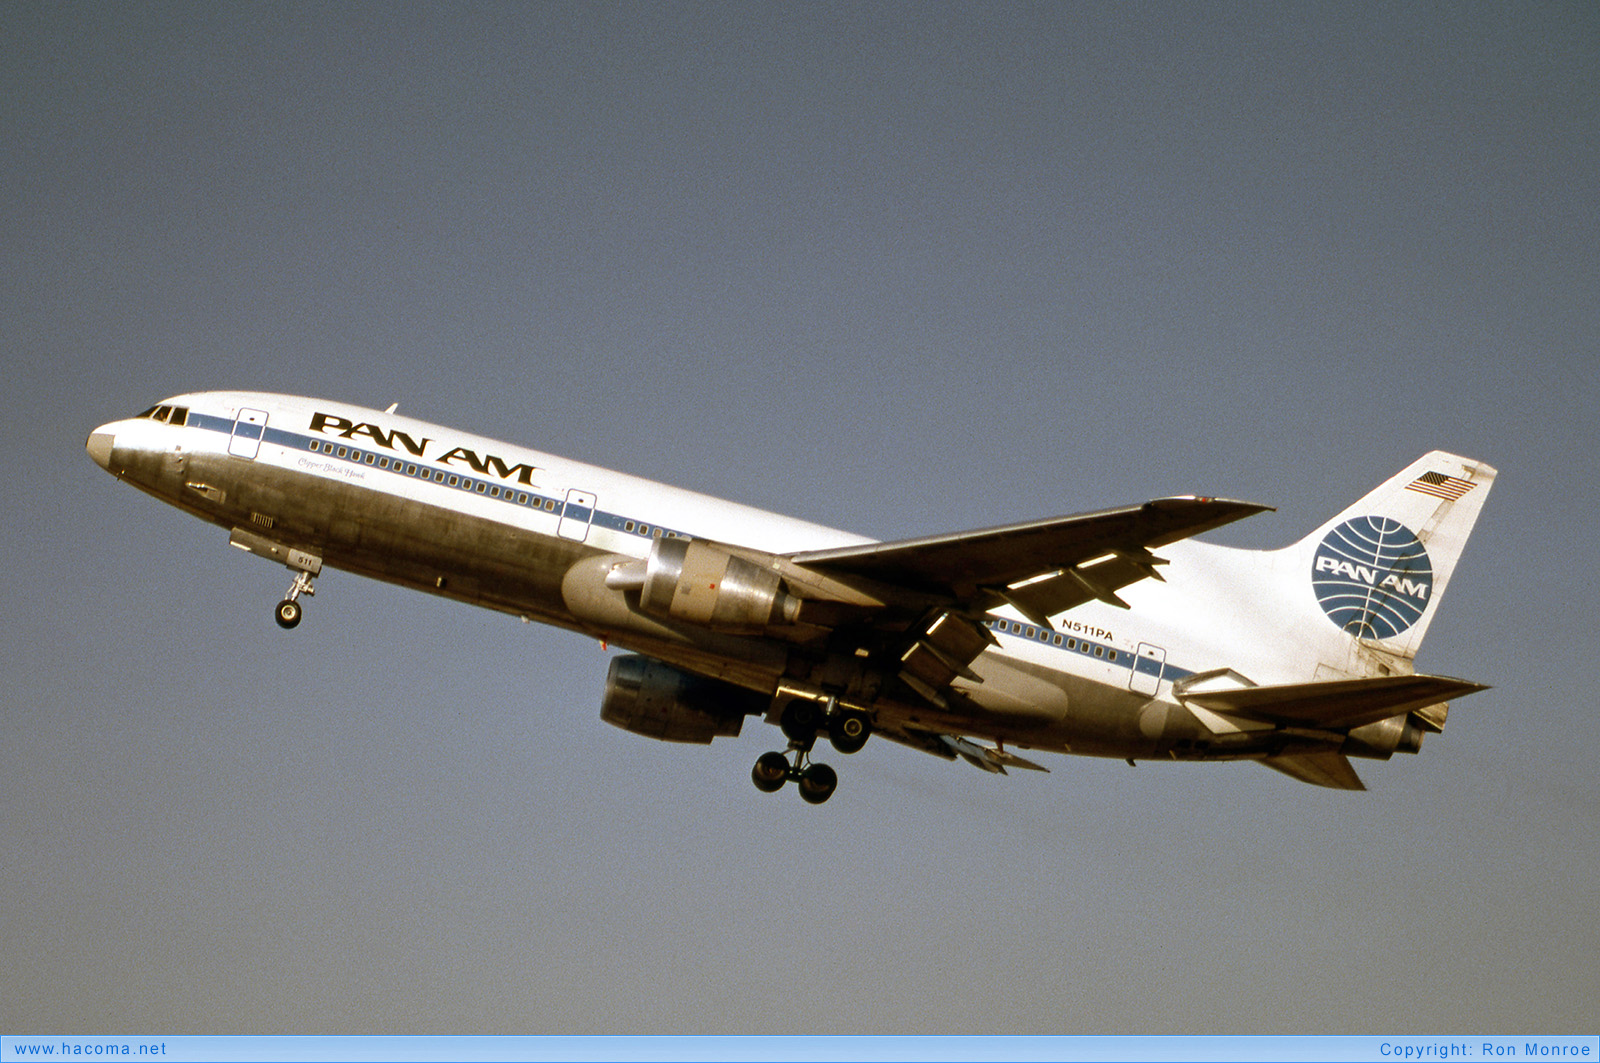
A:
[
  {"left": 228, "top": 408, "right": 269, "bottom": 460},
  {"left": 558, "top": 488, "right": 597, "bottom": 542},
  {"left": 1130, "top": 642, "right": 1166, "bottom": 697}
]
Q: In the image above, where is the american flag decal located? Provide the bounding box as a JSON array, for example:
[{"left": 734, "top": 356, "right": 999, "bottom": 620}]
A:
[{"left": 1407, "top": 470, "right": 1476, "bottom": 501}]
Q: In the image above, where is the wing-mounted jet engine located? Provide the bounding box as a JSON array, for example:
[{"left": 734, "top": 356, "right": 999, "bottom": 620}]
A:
[
  {"left": 604, "top": 537, "right": 802, "bottom": 633},
  {"left": 599, "top": 654, "right": 765, "bottom": 743}
]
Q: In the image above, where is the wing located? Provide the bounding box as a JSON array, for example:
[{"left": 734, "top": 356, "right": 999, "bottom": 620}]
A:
[
  {"left": 791, "top": 496, "right": 1270, "bottom": 603},
  {"left": 786, "top": 496, "right": 1270, "bottom": 710}
]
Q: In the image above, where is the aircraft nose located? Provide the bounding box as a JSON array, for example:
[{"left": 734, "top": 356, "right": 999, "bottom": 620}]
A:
[{"left": 86, "top": 429, "right": 115, "bottom": 471}]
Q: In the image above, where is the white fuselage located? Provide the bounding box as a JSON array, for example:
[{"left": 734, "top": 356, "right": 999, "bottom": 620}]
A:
[{"left": 84, "top": 391, "right": 1366, "bottom": 766}]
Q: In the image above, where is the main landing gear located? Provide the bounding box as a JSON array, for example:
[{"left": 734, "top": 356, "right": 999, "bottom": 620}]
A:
[
  {"left": 274, "top": 569, "right": 316, "bottom": 629},
  {"left": 750, "top": 698, "right": 873, "bottom": 805}
]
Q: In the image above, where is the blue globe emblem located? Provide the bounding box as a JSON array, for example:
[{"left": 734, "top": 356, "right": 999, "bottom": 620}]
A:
[{"left": 1311, "top": 517, "right": 1434, "bottom": 639}]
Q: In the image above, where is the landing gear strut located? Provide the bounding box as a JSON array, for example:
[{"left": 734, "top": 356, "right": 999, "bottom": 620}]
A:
[
  {"left": 274, "top": 569, "right": 316, "bottom": 629},
  {"left": 750, "top": 742, "right": 839, "bottom": 805},
  {"left": 228, "top": 529, "right": 324, "bottom": 631},
  {"left": 750, "top": 697, "right": 871, "bottom": 804}
]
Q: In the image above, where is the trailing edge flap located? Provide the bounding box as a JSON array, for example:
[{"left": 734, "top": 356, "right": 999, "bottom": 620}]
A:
[
  {"left": 875, "top": 726, "right": 1050, "bottom": 775},
  {"left": 1259, "top": 752, "right": 1366, "bottom": 791},
  {"left": 1181, "top": 674, "right": 1489, "bottom": 732},
  {"left": 876, "top": 725, "right": 958, "bottom": 762},
  {"left": 787, "top": 497, "right": 1270, "bottom": 602},
  {"left": 938, "top": 735, "right": 1051, "bottom": 775}
]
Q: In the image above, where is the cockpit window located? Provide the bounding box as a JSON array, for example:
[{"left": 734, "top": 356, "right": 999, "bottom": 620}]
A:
[{"left": 137, "top": 405, "right": 189, "bottom": 425}]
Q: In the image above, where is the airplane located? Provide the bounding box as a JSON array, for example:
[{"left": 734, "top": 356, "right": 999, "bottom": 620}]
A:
[{"left": 86, "top": 392, "right": 1495, "bottom": 803}]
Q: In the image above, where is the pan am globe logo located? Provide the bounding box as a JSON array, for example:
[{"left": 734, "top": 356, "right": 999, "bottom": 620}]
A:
[{"left": 1311, "top": 517, "right": 1434, "bottom": 640}]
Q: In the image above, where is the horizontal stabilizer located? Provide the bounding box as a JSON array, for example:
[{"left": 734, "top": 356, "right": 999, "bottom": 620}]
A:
[
  {"left": 1180, "top": 674, "right": 1488, "bottom": 731},
  {"left": 1259, "top": 752, "right": 1366, "bottom": 790}
]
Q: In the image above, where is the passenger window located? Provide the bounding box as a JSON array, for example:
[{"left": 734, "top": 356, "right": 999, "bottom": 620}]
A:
[
  {"left": 365, "top": 453, "right": 376, "bottom": 465},
  {"left": 1094, "top": 647, "right": 1104, "bottom": 658},
  {"left": 517, "top": 493, "right": 528, "bottom": 504},
  {"left": 337, "top": 447, "right": 347, "bottom": 458},
  {"left": 1052, "top": 634, "right": 1062, "bottom": 646},
  {"left": 310, "top": 441, "right": 321, "bottom": 452},
  {"left": 407, "top": 465, "right": 417, "bottom": 475},
  {"left": 475, "top": 482, "right": 486, "bottom": 493},
  {"left": 448, "top": 476, "right": 459, "bottom": 487}
]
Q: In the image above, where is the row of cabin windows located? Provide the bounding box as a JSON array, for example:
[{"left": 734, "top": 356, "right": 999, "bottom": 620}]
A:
[
  {"left": 302, "top": 437, "right": 692, "bottom": 541},
  {"left": 622, "top": 520, "right": 666, "bottom": 539},
  {"left": 988, "top": 618, "right": 1119, "bottom": 662},
  {"left": 302, "top": 436, "right": 676, "bottom": 537},
  {"left": 307, "top": 438, "right": 538, "bottom": 506}
]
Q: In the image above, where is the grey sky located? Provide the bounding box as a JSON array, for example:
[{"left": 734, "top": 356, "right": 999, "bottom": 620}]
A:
[{"left": 3, "top": 2, "right": 1596, "bottom": 1034}]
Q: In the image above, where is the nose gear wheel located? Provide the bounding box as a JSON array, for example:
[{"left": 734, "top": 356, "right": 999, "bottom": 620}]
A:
[{"left": 274, "top": 569, "right": 317, "bottom": 629}]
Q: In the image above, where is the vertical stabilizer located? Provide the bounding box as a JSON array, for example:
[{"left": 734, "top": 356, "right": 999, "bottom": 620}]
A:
[{"left": 1293, "top": 451, "right": 1495, "bottom": 664}]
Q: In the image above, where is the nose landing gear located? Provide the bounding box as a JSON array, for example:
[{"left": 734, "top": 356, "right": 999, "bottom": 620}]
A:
[
  {"left": 227, "top": 528, "right": 323, "bottom": 631},
  {"left": 274, "top": 568, "right": 317, "bottom": 629}
]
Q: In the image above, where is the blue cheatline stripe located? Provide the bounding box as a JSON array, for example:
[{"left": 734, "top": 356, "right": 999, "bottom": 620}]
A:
[
  {"left": 181, "top": 412, "right": 1202, "bottom": 681},
  {"left": 983, "top": 617, "right": 1195, "bottom": 683},
  {"left": 184, "top": 415, "right": 693, "bottom": 545}
]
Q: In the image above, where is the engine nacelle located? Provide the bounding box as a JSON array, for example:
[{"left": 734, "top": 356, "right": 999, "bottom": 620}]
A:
[
  {"left": 610, "top": 537, "right": 801, "bottom": 634},
  {"left": 599, "top": 655, "right": 765, "bottom": 744},
  {"left": 1342, "top": 714, "right": 1427, "bottom": 760}
]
